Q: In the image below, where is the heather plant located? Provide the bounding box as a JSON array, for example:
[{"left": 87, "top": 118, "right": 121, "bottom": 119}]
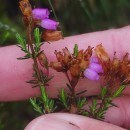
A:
[{"left": 16, "top": 0, "right": 130, "bottom": 123}]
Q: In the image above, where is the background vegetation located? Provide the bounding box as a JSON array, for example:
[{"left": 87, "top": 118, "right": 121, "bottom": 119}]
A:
[{"left": 1, "top": 0, "right": 130, "bottom": 129}]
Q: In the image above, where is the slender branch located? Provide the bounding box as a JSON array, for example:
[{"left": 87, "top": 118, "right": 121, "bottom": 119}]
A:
[
  {"left": 64, "top": 71, "right": 80, "bottom": 113},
  {"left": 48, "top": 0, "right": 58, "bottom": 22},
  {"left": 65, "top": 71, "right": 71, "bottom": 84},
  {"left": 27, "top": 24, "right": 41, "bottom": 81},
  {"left": 48, "top": 0, "right": 64, "bottom": 36}
]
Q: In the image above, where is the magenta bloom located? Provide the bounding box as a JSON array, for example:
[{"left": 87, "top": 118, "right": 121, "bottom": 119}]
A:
[
  {"left": 90, "top": 57, "right": 99, "bottom": 63},
  {"left": 84, "top": 68, "right": 100, "bottom": 80},
  {"left": 41, "top": 19, "right": 58, "bottom": 30},
  {"left": 89, "top": 63, "right": 103, "bottom": 73},
  {"left": 32, "top": 8, "right": 50, "bottom": 20},
  {"left": 84, "top": 57, "right": 103, "bottom": 80}
]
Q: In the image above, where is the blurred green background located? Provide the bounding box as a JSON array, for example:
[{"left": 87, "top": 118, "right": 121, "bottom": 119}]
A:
[{"left": 1, "top": 0, "right": 130, "bottom": 129}]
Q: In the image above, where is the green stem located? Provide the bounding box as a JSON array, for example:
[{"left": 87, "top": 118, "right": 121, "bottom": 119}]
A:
[
  {"left": 27, "top": 24, "right": 41, "bottom": 82},
  {"left": 65, "top": 73, "right": 79, "bottom": 113},
  {"left": 48, "top": 0, "right": 59, "bottom": 22},
  {"left": 48, "top": 0, "right": 64, "bottom": 35}
]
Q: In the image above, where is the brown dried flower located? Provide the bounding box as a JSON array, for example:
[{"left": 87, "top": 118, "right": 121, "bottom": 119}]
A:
[
  {"left": 19, "top": 0, "right": 32, "bottom": 26},
  {"left": 38, "top": 52, "right": 48, "bottom": 68},
  {"left": 42, "top": 30, "right": 63, "bottom": 42},
  {"left": 50, "top": 46, "right": 93, "bottom": 77},
  {"left": 95, "top": 44, "right": 130, "bottom": 93},
  {"left": 19, "top": 0, "right": 32, "bottom": 16}
]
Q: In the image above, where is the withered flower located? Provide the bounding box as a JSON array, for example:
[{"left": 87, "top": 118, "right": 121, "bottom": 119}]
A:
[
  {"left": 50, "top": 62, "right": 63, "bottom": 72},
  {"left": 50, "top": 46, "right": 93, "bottom": 77},
  {"left": 19, "top": 0, "right": 32, "bottom": 17},
  {"left": 42, "top": 30, "right": 63, "bottom": 42},
  {"left": 95, "top": 44, "right": 130, "bottom": 92},
  {"left": 69, "top": 63, "right": 81, "bottom": 77},
  {"left": 38, "top": 52, "right": 48, "bottom": 68},
  {"left": 19, "top": 0, "right": 32, "bottom": 26}
]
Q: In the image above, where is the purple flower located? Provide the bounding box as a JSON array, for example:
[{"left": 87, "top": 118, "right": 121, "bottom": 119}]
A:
[
  {"left": 90, "top": 57, "right": 99, "bottom": 63},
  {"left": 84, "top": 68, "right": 100, "bottom": 80},
  {"left": 32, "top": 8, "right": 50, "bottom": 20},
  {"left": 89, "top": 63, "right": 103, "bottom": 73},
  {"left": 41, "top": 19, "right": 58, "bottom": 30}
]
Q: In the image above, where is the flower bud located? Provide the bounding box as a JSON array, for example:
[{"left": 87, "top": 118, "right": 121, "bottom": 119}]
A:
[
  {"left": 41, "top": 19, "right": 58, "bottom": 30},
  {"left": 84, "top": 68, "right": 100, "bottom": 80},
  {"left": 32, "top": 8, "right": 50, "bottom": 20},
  {"left": 42, "top": 30, "right": 63, "bottom": 41},
  {"left": 89, "top": 63, "right": 103, "bottom": 73}
]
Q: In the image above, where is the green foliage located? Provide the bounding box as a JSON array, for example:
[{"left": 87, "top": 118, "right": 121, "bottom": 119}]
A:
[
  {"left": 89, "top": 99, "right": 98, "bottom": 115},
  {"left": 27, "top": 68, "right": 53, "bottom": 88},
  {"left": 0, "top": 121, "right": 4, "bottom": 130},
  {"left": 16, "top": 33, "right": 27, "bottom": 52},
  {"left": 40, "top": 86, "right": 56, "bottom": 113},
  {"left": 30, "top": 86, "right": 56, "bottom": 114},
  {"left": 59, "top": 88, "right": 69, "bottom": 110},
  {"left": 30, "top": 98, "right": 43, "bottom": 114},
  {"left": 100, "top": 86, "right": 107, "bottom": 99},
  {"left": 34, "top": 28, "right": 42, "bottom": 53},
  {"left": 73, "top": 44, "right": 78, "bottom": 57},
  {"left": 16, "top": 33, "right": 32, "bottom": 60},
  {"left": 0, "top": 22, "right": 17, "bottom": 46},
  {"left": 85, "top": 85, "right": 127, "bottom": 120},
  {"left": 113, "top": 85, "right": 126, "bottom": 98},
  {"left": 77, "top": 97, "right": 86, "bottom": 109}
]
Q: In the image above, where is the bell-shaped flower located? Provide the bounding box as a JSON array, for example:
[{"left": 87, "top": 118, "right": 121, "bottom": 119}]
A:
[
  {"left": 84, "top": 68, "right": 100, "bottom": 80},
  {"left": 41, "top": 19, "right": 58, "bottom": 30},
  {"left": 32, "top": 8, "right": 50, "bottom": 20},
  {"left": 89, "top": 63, "right": 103, "bottom": 73}
]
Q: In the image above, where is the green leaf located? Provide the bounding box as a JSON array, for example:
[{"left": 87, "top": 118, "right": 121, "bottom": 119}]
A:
[
  {"left": 89, "top": 99, "right": 98, "bottom": 115},
  {"left": 17, "top": 53, "right": 31, "bottom": 60},
  {"left": 26, "top": 80, "right": 38, "bottom": 84},
  {"left": 77, "top": 97, "right": 87, "bottom": 109},
  {"left": 113, "top": 85, "right": 126, "bottom": 98},
  {"left": 76, "top": 90, "right": 87, "bottom": 96},
  {"left": 16, "top": 33, "right": 27, "bottom": 52},
  {"left": 40, "top": 86, "right": 48, "bottom": 102},
  {"left": 30, "top": 98, "right": 43, "bottom": 114},
  {"left": 73, "top": 44, "right": 78, "bottom": 57},
  {"left": 59, "top": 88, "right": 68, "bottom": 109},
  {"left": 100, "top": 86, "right": 107, "bottom": 99},
  {"left": 34, "top": 28, "right": 41, "bottom": 52}
]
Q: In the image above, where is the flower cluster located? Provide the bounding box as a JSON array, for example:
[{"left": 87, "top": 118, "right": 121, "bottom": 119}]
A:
[
  {"left": 50, "top": 46, "right": 93, "bottom": 77},
  {"left": 95, "top": 44, "right": 130, "bottom": 92},
  {"left": 18, "top": 0, "right": 130, "bottom": 125},
  {"left": 19, "top": 0, "right": 62, "bottom": 41},
  {"left": 84, "top": 57, "right": 103, "bottom": 80},
  {"left": 32, "top": 8, "right": 58, "bottom": 30}
]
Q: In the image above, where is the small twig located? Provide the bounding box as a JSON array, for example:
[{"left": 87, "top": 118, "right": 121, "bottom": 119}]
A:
[{"left": 27, "top": 24, "right": 41, "bottom": 81}]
